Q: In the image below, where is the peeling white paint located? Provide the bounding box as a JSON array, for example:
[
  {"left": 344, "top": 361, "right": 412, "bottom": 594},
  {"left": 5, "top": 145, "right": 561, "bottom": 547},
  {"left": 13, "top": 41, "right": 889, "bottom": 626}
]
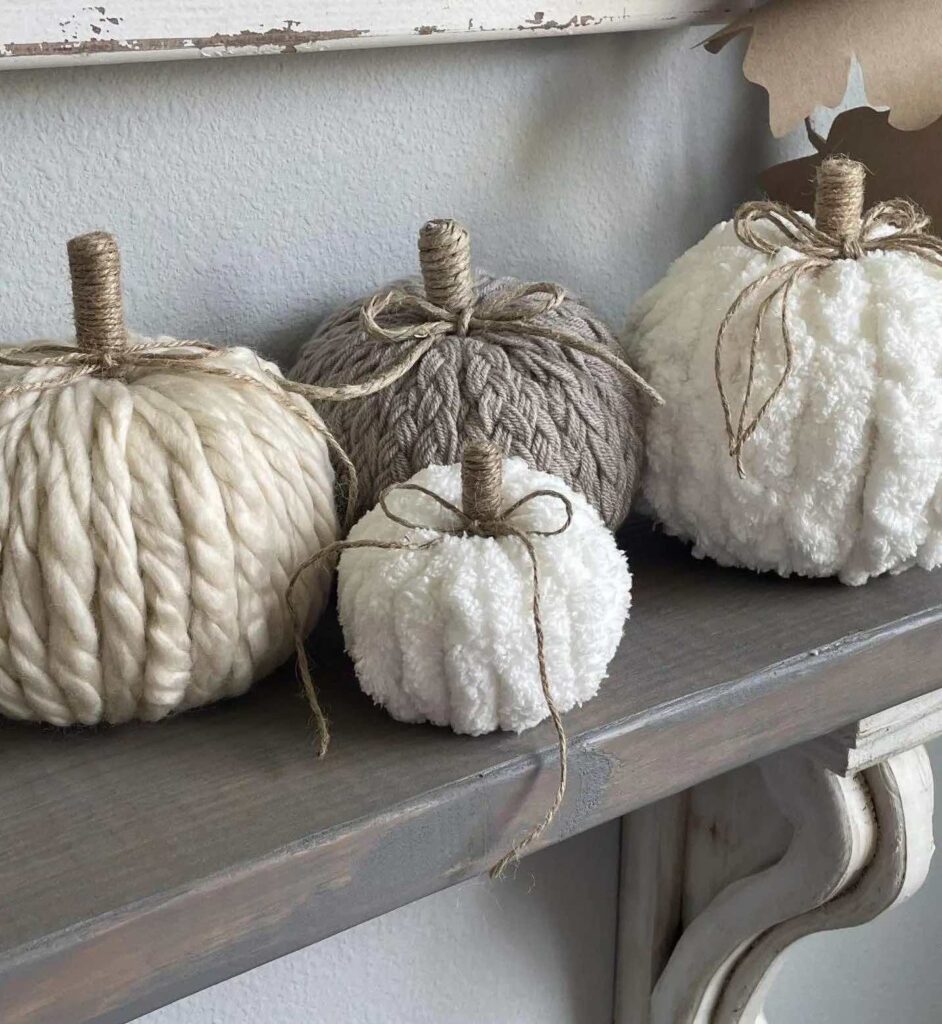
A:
[{"left": 2, "top": 1, "right": 757, "bottom": 69}]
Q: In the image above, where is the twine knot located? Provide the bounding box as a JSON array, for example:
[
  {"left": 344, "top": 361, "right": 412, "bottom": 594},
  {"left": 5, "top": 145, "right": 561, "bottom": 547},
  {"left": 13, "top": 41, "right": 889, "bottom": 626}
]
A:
[
  {"left": 456, "top": 304, "right": 474, "bottom": 338},
  {"left": 301, "top": 219, "right": 663, "bottom": 407},
  {"left": 716, "top": 157, "right": 942, "bottom": 477},
  {"left": 287, "top": 442, "right": 575, "bottom": 878},
  {"left": 839, "top": 236, "right": 865, "bottom": 260},
  {"left": 97, "top": 349, "right": 123, "bottom": 376},
  {"left": 351, "top": 280, "right": 662, "bottom": 404}
]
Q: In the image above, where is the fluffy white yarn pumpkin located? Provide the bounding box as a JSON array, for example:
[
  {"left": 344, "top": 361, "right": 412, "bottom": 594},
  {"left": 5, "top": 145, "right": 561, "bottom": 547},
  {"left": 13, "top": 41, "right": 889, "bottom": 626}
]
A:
[
  {"left": 625, "top": 158, "right": 942, "bottom": 586},
  {"left": 337, "top": 451, "right": 630, "bottom": 735},
  {"left": 0, "top": 232, "right": 339, "bottom": 726}
]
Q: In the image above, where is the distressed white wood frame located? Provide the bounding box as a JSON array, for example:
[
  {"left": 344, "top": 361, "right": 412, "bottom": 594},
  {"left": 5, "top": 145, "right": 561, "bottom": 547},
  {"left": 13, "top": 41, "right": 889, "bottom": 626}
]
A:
[
  {"left": 615, "top": 695, "right": 941, "bottom": 1024},
  {"left": 1, "top": 2, "right": 758, "bottom": 70}
]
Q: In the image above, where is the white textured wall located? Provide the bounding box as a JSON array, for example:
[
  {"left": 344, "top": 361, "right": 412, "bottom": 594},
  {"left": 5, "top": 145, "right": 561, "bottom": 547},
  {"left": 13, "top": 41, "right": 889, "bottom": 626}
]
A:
[{"left": 0, "top": 28, "right": 768, "bottom": 365}]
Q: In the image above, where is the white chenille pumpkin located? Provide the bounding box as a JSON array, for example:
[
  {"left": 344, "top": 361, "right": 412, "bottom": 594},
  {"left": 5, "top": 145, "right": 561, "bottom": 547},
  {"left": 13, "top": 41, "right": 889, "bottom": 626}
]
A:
[
  {"left": 336, "top": 443, "right": 631, "bottom": 736},
  {"left": 625, "top": 158, "right": 942, "bottom": 585},
  {"left": 0, "top": 232, "right": 339, "bottom": 726}
]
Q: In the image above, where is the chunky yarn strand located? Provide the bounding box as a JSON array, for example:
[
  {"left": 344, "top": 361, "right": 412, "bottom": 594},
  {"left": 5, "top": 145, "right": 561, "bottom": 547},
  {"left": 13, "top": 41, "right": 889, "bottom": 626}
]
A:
[
  {"left": 0, "top": 340, "right": 359, "bottom": 531},
  {"left": 0, "top": 358, "right": 341, "bottom": 725}
]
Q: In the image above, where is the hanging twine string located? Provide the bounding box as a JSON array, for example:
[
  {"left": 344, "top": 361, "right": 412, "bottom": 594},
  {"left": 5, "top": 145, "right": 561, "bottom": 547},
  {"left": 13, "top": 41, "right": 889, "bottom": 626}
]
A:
[
  {"left": 0, "top": 231, "right": 359, "bottom": 525},
  {"left": 300, "top": 219, "right": 663, "bottom": 407},
  {"left": 716, "top": 157, "right": 942, "bottom": 477},
  {"left": 287, "top": 441, "right": 573, "bottom": 877}
]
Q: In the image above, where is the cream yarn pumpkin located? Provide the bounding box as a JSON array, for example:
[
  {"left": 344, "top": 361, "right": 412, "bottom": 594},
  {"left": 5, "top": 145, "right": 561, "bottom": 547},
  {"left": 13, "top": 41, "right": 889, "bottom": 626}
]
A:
[
  {"left": 626, "top": 158, "right": 942, "bottom": 585},
  {"left": 0, "top": 232, "right": 339, "bottom": 726},
  {"left": 291, "top": 219, "right": 657, "bottom": 528},
  {"left": 336, "top": 444, "right": 631, "bottom": 735}
]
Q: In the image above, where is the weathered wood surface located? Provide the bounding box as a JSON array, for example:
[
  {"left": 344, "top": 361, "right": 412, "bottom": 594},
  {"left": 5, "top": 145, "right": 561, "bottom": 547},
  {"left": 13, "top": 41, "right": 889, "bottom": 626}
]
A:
[
  {"left": 2, "top": 518, "right": 942, "bottom": 1024},
  {"left": 1, "top": 2, "right": 758, "bottom": 70}
]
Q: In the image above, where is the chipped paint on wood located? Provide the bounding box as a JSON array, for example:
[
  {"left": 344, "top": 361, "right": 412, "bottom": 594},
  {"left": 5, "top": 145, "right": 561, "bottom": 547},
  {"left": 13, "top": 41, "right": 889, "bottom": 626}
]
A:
[
  {"left": 2, "top": 26, "right": 368, "bottom": 60},
  {"left": 1, "top": 3, "right": 759, "bottom": 70},
  {"left": 519, "top": 13, "right": 605, "bottom": 30}
]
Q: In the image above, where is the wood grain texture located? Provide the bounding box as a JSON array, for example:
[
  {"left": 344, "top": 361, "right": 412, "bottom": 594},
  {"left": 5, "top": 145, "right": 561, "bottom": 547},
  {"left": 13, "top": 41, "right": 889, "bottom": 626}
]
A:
[
  {"left": 615, "top": 793, "right": 688, "bottom": 1024},
  {"left": 2, "top": 518, "right": 942, "bottom": 1023},
  {"left": 0, "top": 2, "right": 758, "bottom": 70}
]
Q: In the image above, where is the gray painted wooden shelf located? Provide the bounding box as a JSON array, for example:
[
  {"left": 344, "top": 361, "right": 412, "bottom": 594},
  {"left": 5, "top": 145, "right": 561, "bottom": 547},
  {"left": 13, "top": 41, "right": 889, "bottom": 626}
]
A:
[{"left": 3, "top": 519, "right": 942, "bottom": 1024}]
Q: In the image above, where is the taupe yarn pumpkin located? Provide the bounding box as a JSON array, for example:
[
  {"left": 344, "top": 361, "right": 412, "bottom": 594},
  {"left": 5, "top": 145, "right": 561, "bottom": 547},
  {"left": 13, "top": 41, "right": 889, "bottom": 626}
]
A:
[{"left": 290, "top": 220, "right": 654, "bottom": 527}]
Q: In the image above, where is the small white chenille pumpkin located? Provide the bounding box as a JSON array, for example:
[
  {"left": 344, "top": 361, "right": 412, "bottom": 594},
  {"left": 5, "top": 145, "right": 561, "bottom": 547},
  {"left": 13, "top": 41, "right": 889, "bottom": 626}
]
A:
[
  {"left": 625, "top": 157, "right": 942, "bottom": 585},
  {"left": 336, "top": 443, "right": 630, "bottom": 736},
  {"left": 0, "top": 232, "right": 339, "bottom": 727}
]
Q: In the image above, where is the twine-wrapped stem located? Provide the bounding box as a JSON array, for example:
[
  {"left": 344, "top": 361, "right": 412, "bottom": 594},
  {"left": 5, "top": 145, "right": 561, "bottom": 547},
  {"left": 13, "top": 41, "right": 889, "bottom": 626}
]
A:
[
  {"left": 418, "top": 219, "right": 475, "bottom": 313},
  {"left": 67, "top": 231, "right": 129, "bottom": 358},
  {"left": 814, "top": 157, "right": 866, "bottom": 257},
  {"left": 462, "top": 441, "right": 503, "bottom": 524}
]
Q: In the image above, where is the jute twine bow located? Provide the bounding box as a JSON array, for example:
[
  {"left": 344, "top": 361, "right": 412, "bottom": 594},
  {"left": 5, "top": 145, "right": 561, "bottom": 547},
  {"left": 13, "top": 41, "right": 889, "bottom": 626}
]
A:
[
  {"left": 0, "top": 231, "right": 359, "bottom": 524},
  {"left": 287, "top": 441, "right": 574, "bottom": 878},
  {"left": 303, "top": 219, "right": 663, "bottom": 406},
  {"left": 716, "top": 156, "right": 942, "bottom": 477}
]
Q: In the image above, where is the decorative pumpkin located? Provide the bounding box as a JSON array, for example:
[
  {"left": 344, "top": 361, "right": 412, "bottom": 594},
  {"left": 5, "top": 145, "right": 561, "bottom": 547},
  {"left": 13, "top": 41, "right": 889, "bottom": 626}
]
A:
[
  {"left": 0, "top": 232, "right": 339, "bottom": 726},
  {"left": 625, "top": 157, "right": 942, "bottom": 585},
  {"left": 290, "top": 219, "right": 658, "bottom": 527},
  {"left": 285, "top": 440, "right": 629, "bottom": 871},
  {"left": 336, "top": 444, "right": 631, "bottom": 736}
]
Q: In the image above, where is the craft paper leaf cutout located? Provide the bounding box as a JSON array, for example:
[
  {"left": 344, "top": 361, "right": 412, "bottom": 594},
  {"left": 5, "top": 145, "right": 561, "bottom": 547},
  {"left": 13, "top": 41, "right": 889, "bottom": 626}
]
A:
[
  {"left": 759, "top": 107, "right": 942, "bottom": 231},
  {"left": 706, "top": 0, "right": 942, "bottom": 137}
]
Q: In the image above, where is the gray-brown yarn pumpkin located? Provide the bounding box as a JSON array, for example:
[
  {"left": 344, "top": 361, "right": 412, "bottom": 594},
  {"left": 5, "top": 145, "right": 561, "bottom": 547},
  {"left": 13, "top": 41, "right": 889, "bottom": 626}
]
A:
[{"left": 290, "top": 220, "right": 651, "bottom": 527}]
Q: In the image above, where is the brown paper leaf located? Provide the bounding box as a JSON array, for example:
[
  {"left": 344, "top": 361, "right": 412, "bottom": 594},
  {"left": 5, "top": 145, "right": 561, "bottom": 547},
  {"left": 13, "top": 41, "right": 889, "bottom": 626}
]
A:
[
  {"left": 706, "top": 0, "right": 942, "bottom": 137},
  {"left": 759, "top": 107, "right": 942, "bottom": 230}
]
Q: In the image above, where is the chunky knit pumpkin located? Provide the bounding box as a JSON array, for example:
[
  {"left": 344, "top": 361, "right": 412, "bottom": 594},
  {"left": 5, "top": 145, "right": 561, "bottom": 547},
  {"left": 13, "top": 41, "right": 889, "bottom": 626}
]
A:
[
  {"left": 0, "top": 232, "right": 339, "bottom": 726},
  {"left": 291, "top": 219, "right": 649, "bottom": 528},
  {"left": 337, "top": 448, "right": 630, "bottom": 735},
  {"left": 625, "top": 158, "right": 942, "bottom": 585}
]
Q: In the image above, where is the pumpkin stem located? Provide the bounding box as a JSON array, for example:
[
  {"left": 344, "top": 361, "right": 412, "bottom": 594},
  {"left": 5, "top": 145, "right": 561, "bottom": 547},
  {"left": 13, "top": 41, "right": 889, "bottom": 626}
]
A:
[
  {"left": 67, "top": 231, "right": 129, "bottom": 356},
  {"left": 814, "top": 157, "right": 866, "bottom": 256},
  {"left": 418, "top": 219, "right": 475, "bottom": 313},
  {"left": 462, "top": 441, "right": 503, "bottom": 523}
]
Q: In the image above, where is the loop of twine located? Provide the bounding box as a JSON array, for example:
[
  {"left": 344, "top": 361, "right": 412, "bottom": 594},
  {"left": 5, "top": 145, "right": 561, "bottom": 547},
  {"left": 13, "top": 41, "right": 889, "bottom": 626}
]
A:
[
  {"left": 0, "top": 338, "right": 360, "bottom": 529},
  {"left": 286, "top": 480, "right": 575, "bottom": 879},
  {"left": 716, "top": 196, "right": 942, "bottom": 477},
  {"left": 305, "top": 280, "right": 664, "bottom": 407}
]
